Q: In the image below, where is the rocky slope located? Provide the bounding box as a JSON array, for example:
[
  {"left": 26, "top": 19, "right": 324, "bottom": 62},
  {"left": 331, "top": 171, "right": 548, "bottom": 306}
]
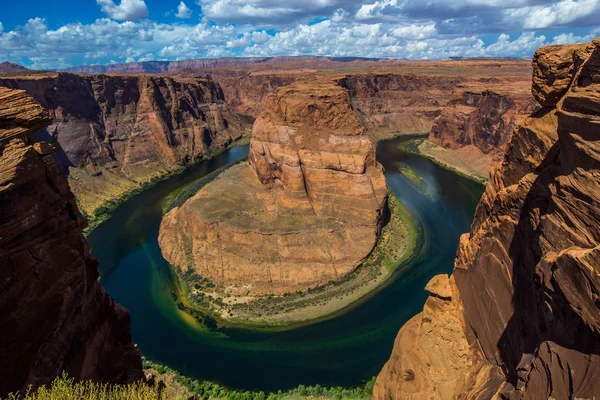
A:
[
  {"left": 0, "top": 87, "right": 143, "bottom": 396},
  {"left": 159, "top": 79, "right": 388, "bottom": 297},
  {"left": 0, "top": 72, "right": 244, "bottom": 215},
  {"left": 374, "top": 38, "right": 600, "bottom": 400},
  {"left": 420, "top": 82, "right": 537, "bottom": 179}
]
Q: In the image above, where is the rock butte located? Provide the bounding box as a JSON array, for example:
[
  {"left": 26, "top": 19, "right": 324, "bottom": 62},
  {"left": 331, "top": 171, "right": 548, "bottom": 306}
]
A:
[
  {"left": 159, "top": 79, "right": 388, "bottom": 296},
  {"left": 374, "top": 37, "right": 600, "bottom": 400},
  {"left": 0, "top": 87, "right": 143, "bottom": 397}
]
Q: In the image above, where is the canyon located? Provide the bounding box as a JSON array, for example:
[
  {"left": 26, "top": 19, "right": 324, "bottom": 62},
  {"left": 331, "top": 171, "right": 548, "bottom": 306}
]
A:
[
  {"left": 0, "top": 87, "right": 143, "bottom": 397},
  {"left": 158, "top": 78, "right": 389, "bottom": 305},
  {"left": 3, "top": 39, "right": 600, "bottom": 398},
  {"left": 182, "top": 59, "right": 534, "bottom": 178},
  {"left": 0, "top": 72, "right": 245, "bottom": 216},
  {"left": 374, "top": 38, "right": 600, "bottom": 400},
  {"left": 0, "top": 58, "right": 533, "bottom": 221},
  {"left": 422, "top": 81, "right": 537, "bottom": 180}
]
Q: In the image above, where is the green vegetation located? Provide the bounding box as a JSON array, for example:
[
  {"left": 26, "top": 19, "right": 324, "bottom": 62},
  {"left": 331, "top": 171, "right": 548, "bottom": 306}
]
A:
[
  {"left": 82, "top": 133, "right": 251, "bottom": 235},
  {"left": 4, "top": 364, "right": 375, "bottom": 400},
  {"left": 163, "top": 158, "right": 246, "bottom": 214},
  {"left": 394, "top": 164, "right": 424, "bottom": 190},
  {"left": 143, "top": 358, "right": 376, "bottom": 400},
  {"left": 4, "top": 372, "right": 168, "bottom": 400},
  {"left": 169, "top": 190, "right": 419, "bottom": 330}
]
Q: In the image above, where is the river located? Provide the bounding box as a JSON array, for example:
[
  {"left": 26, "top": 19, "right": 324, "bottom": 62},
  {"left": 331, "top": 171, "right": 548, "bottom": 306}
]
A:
[{"left": 89, "top": 136, "right": 484, "bottom": 391}]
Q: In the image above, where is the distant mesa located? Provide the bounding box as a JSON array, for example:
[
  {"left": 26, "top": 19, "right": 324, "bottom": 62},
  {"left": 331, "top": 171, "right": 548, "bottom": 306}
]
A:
[{"left": 0, "top": 62, "right": 29, "bottom": 73}]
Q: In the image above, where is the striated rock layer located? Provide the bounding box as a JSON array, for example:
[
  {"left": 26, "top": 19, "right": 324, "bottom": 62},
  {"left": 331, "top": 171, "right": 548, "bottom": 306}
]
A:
[
  {"left": 0, "top": 87, "right": 143, "bottom": 396},
  {"left": 340, "top": 74, "right": 465, "bottom": 138},
  {"left": 424, "top": 82, "right": 537, "bottom": 179},
  {"left": 375, "top": 38, "right": 600, "bottom": 399},
  {"left": 0, "top": 72, "right": 244, "bottom": 215},
  {"left": 159, "top": 79, "right": 388, "bottom": 296}
]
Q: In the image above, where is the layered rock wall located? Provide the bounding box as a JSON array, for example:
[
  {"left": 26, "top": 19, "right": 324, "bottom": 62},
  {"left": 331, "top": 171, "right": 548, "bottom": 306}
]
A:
[
  {"left": 0, "top": 87, "right": 143, "bottom": 396},
  {"left": 0, "top": 72, "right": 244, "bottom": 214},
  {"left": 340, "top": 74, "right": 464, "bottom": 137},
  {"left": 375, "top": 38, "right": 600, "bottom": 400}
]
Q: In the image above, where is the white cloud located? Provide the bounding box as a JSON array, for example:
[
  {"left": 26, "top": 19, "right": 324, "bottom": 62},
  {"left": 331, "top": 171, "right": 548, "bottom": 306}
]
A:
[
  {"left": 1, "top": 0, "right": 599, "bottom": 68},
  {"left": 96, "top": 0, "right": 149, "bottom": 21},
  {"left": 175, "top": 1, "right": 193, "bottom": 19},
  {"left": 0, "top": 22, "right": 3, "bottom": 33},
  {"left": 505, "top": 0, "right": 600, "bottom": 30}
]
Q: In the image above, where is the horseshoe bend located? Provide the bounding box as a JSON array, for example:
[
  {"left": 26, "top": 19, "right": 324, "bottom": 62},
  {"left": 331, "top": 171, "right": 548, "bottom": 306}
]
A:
[{"left": 157, "top": 79, "right": 414, "bottom": 324}]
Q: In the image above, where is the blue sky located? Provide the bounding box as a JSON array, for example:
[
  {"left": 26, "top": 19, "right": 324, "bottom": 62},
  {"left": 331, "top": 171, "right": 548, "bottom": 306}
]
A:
[{"left": 0, "top": 0, "right": 599, "bottom": 69}]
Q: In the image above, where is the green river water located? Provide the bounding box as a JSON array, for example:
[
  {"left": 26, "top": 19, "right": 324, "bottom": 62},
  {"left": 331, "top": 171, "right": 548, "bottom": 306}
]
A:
[{"left": 89, "top": 136, "right": 484, "bottom": 391}]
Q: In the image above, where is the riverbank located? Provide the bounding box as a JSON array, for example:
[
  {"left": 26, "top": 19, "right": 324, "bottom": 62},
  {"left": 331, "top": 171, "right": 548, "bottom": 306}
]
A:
[
  {"left": 7, "top": 359, "right": 375, "bottom": 400},
  {"left": 400, "top": 138, "right": 489, "bottom": 184},
  {"left": 170, "top": 191, "right": 419, "bottom": 330},
  {"left": 82, "top": 133, "right": 252, "bottom": 235}
]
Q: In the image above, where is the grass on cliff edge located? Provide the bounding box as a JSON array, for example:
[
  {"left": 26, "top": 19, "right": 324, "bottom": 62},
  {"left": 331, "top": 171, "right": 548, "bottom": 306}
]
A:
[{"left": 5, "top": 361, "right": 375, "bottom": 400}]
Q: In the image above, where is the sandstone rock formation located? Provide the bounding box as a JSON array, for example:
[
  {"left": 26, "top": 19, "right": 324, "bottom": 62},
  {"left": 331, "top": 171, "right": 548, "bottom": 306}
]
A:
[
  {"left": 341, "top": 74, "right": 464, "bottom": 138},
  {"left": 159, "top": 79, "right": 388, "bottom": 296},
  {"left": 375, "top": 38, "right": 600, "bottom": 400},
  {"left": 0, "top": 87, "right": 143, "bottom": 396},
  {"left": 425, "top": 83, "right": 537, "bottom": 178},
  {"left": 0, "top": 72, "right": 244, "bottom": 214},
  {"left": 216, "top": 74, "right": 297, "bottom": 118}
]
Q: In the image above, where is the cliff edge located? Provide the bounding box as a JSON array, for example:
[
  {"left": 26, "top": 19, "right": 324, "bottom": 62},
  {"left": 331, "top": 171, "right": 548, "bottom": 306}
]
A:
[
  {"left": 374, "top": 38, "right": 600, "bottom": 399},
  {"left": 0, "top": 87, "right": 143, "bottom": 396}
]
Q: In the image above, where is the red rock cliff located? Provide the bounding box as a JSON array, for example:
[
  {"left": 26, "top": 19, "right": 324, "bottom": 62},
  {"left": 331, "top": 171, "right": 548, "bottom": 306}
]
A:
[
  {"left": 0, "top": 72, "right": 244, "bottom": 214},
  {"left": 374, "top": 38, "right": 600, "bottom": 399},
  {"left": 0, "top": 87, "right": 143, "bottom": 396}
]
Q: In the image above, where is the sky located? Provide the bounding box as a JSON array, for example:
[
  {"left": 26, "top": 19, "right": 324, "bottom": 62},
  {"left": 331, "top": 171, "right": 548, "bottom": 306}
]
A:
[{"left": 0, "top": 0, "right": 599, "bottom": 69}]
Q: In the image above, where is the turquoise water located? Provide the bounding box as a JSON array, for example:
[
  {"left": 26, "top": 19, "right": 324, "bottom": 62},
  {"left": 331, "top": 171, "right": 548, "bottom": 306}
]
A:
[{"left": 89, "top": 136, "right": 484, "bottom": 391}]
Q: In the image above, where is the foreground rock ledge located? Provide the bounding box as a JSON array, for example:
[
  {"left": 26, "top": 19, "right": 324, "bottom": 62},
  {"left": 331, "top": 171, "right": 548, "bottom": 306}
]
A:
[
  {"left": 374, "top": 37, "right": 600, "bottom": 400},
  {"left": 0, "top": 87, "right": 143, "bottom": 396},
  {"left": 159, "top": 79, "right": 388, "bottom": 296}
]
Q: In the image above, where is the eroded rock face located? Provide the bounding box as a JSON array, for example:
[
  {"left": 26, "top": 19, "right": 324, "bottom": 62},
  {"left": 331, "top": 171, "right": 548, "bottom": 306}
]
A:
[
  {"left": 375, "top": 38, "right": 600, "bottom": 399},
  {"left": 159, "top": 79, "right": 388, "bottom": 296},
  {"left": 340, "top": 74, "right": 464, "bottom": 137},
  {"left": 425, "top": 84, "right": 537, "bottom": 178},
  {"left": 0, "top": 72, "right": 244, "bottom": 214},
  {"left": 216, "top": 74, "right": 297, "bottom": 118},
  {"left": 0, "top": 87, "right": 143, "bottom": 396}
]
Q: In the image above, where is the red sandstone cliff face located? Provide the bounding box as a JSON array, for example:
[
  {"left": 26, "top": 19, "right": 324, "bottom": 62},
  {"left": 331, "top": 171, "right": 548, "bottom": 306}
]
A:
[
  {"left": 422, "top": 82, "right": 537, "bottom": 179},
  {"left": 375, "top": 38, "right": 600, "bottom": 400},
  {"left": 216, "top": 74, "right": 297, "bottom": 118},
  {"left": 340, "top": 74, "right": 464, "bottom": 138},
  {"left": 0, "top": 72, "right": 244, "bottom": 214},
  {"left": 0, "top": 87, "right": 143, "bottom": 396},
  {"left": 429, "top": 86, "right": 536, "bottom": 154}
]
